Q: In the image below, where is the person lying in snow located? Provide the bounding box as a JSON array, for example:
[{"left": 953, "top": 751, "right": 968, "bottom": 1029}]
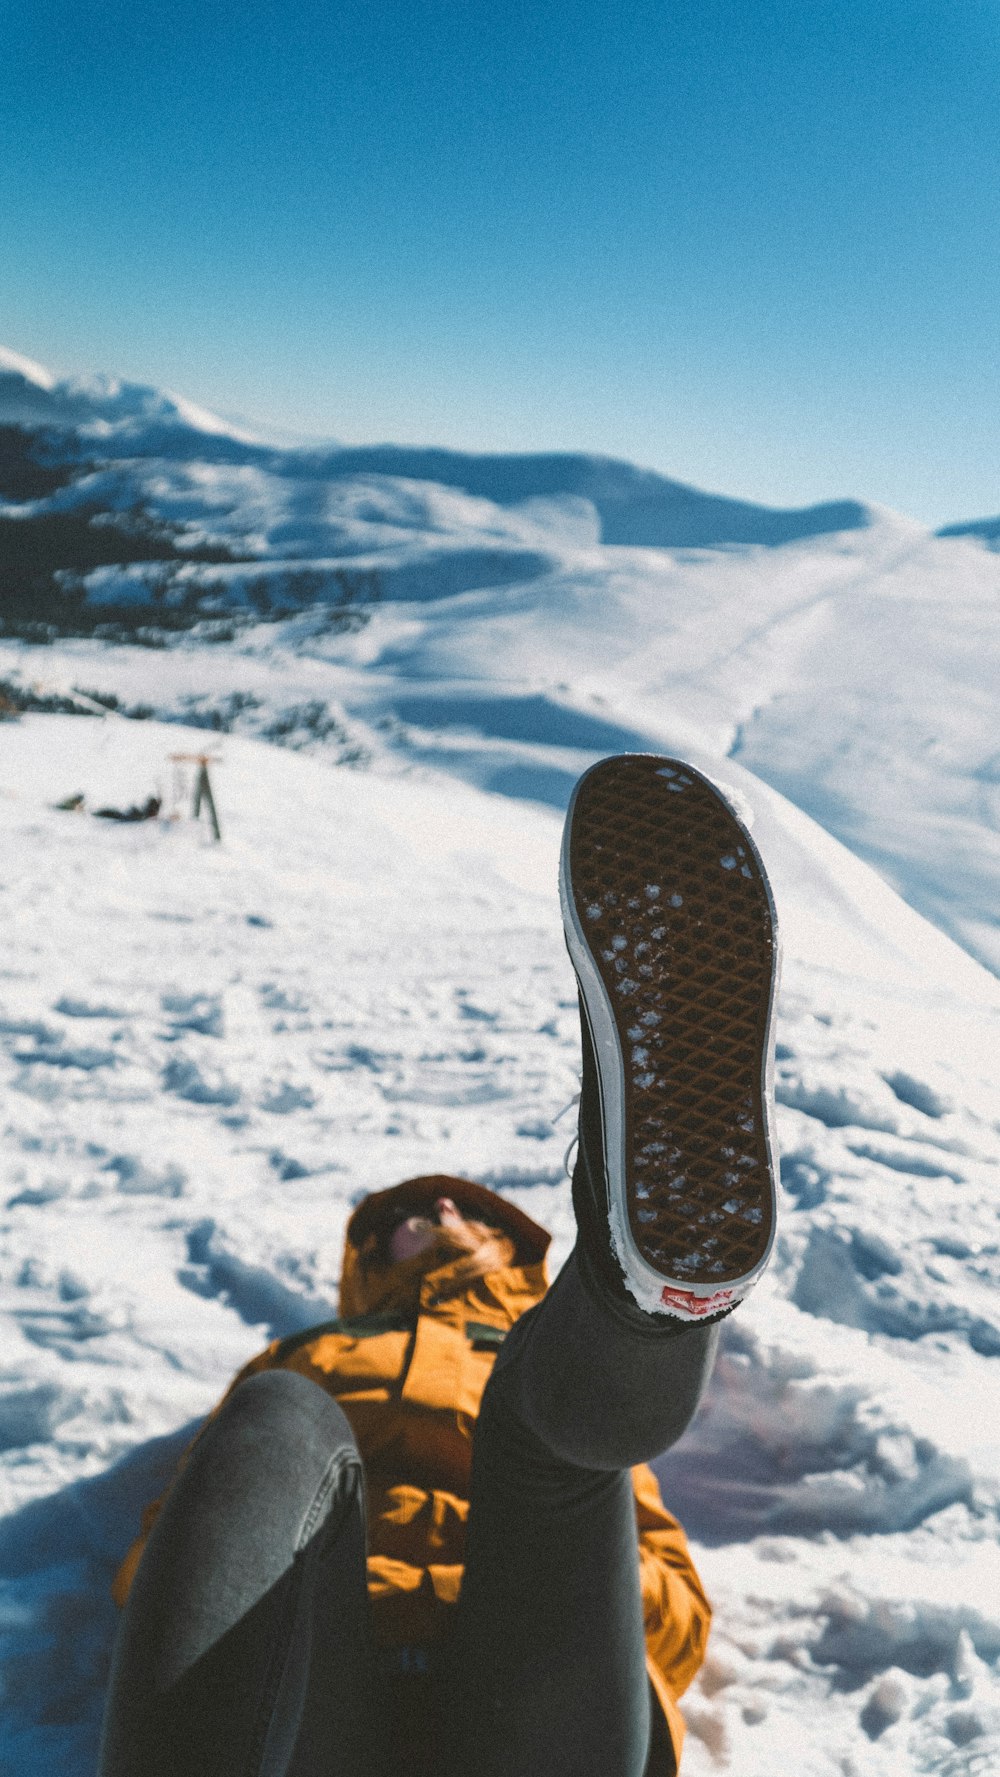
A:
[{"left": 98, "top": 754, "right": 779, "bottom": 1777}]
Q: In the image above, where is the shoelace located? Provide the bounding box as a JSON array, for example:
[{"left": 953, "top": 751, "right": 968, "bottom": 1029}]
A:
[{"left": 553, "top": 1091, "right": 581, "bottom": 1180}]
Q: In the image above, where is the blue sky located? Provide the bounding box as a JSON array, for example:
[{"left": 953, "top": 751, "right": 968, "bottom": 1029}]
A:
[{"left": 2, "top": 0, "right": 1000, "bottom": 523}]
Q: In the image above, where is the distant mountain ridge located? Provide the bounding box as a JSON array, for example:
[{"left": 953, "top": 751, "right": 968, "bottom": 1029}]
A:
[
  {"left": 0, "top": 345, "right": 255, "bottom": 446},
  {"left": 0, "top": 345, "right": 873, "bottom": 552},
  {"left": 288, "top": 445, "right": 872, "bottom": 548},
  {"left": 935, "top": 513, "right": 1000, "bottom": 545}
]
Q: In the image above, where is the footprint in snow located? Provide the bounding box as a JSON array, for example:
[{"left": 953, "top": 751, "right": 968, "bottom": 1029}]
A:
[
  {"left": 103, "top": 1155, "right": 186, "bottom": 1197},
  {"left": 162, "top": 1057, "right": 240, "bottom": 1106},
  {"left": 258, "top": 1082, "right": 316, "bottom": 1115},
  {"left": 53, "top": 996, "right": 131, "bottom": 1019},
  {"left": 775, "top": 1077, "right": 898, "bottom": 1133},
  {"left": 13, "top": 1044, "right": 117, "bottom": 1071},
  {"left": 161, "top": 992, "right": 224, "bottom": 1039},
  {"left": 882, "top": 1070, "right": 953, "bottom": 1119}
]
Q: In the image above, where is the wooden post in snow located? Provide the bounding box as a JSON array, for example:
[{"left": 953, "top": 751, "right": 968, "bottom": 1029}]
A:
[{"left": 169, "top": 754, "right": 222, "bottom": 841}]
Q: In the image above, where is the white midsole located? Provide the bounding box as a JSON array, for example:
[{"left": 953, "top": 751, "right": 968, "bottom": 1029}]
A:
[{"left": 558, "top": 756, "right": 782, "bottom": 1322}]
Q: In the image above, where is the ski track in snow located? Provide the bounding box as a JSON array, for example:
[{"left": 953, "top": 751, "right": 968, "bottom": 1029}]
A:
[{"left": 0, "top": 714, "right": 998, "bottom": 1776}]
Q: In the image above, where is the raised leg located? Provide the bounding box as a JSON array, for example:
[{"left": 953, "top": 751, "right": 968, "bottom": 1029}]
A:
[
  {"left": 445, "top": 751, "right": 776, "bottom": 1776},
  {"left": 98, "top": 1369, "right": 384, "bottom": 1777},
  {"left": 445, "top": 1249, "right": 717, "bottom": 1777}
]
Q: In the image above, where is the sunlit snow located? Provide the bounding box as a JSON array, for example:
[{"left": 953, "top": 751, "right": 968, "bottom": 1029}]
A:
[{"left": 2, "top": 354, "right": 1000, "bottom": 1775}]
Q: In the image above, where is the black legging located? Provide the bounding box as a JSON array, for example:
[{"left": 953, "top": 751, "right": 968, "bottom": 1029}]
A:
[{"left": 97, "top": 1250, "right": 718, "bottom": 1777}]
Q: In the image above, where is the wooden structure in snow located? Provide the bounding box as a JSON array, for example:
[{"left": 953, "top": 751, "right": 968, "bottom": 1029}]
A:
[{"left": 169, "top": 753, "right": 222, "bottom": 842}]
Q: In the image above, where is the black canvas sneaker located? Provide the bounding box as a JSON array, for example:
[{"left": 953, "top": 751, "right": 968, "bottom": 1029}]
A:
[{"left": 560, "top": 755, "right": 779, "bottom": 1326}]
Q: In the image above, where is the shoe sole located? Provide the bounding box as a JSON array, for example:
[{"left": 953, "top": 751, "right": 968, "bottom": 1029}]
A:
[{"left": 560, "top": 755, "right": 779, "bottom": 1321}]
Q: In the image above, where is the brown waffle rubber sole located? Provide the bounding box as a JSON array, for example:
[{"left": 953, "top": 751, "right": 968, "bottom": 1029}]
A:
[{"left": 560, "top": 755, "right": 778, "bottom": 1319}]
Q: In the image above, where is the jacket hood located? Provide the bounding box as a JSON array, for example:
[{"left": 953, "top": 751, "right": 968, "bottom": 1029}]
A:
[{"left": 340, "top": 1174, "right": 551, "bottom": 1319}]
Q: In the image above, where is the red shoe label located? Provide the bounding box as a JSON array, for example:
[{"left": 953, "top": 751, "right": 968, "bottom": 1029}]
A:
[{"left": 659, "top": 1285, "right": 736, "bottom": 1318}]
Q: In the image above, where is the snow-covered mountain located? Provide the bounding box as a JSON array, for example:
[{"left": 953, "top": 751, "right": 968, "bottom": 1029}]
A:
[
  {"left": 2, "top": 351, "right": 1000, "bottom": 1775},
  {"left": 0, "top": 345, "right": 260, "bottom": 450},
  {"left": 0, "top": 342, "right": 871, "bottom": 542}
]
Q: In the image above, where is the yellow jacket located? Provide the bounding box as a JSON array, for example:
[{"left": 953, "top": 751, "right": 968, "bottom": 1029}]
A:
[{"left": 114, "top": 1176, "right": 711, "bottom": 1771}]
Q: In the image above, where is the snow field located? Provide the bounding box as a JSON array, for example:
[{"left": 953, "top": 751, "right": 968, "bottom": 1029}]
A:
[
  {"left": 666, "top": 958, "right": 1000, "bottom": 1775},
  {"left": 0, "top": 716, "right": 582, "bottom": 1773},
  {"left": 0, "top": 712, "right": 999, "bottom": 1774}
]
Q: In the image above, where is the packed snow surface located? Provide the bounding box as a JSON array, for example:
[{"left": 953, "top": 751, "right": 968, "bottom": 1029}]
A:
[
  {"left": 1, "top": 715, "right": 998, "bottom": 1777},
  {"left": 2, "top": 352, "right": 1000, "bottom": 1775}
]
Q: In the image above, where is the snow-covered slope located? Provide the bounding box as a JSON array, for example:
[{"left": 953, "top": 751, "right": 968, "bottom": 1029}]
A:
[
  {"left": 2, "top": 350, "right": 1000, "bottom": 1775},
  {"left": 4, "top": 504, "right": 999, "bottom": 976},
  {"left": 1, "top": 714, "right": 998, "bottom": 1777}
]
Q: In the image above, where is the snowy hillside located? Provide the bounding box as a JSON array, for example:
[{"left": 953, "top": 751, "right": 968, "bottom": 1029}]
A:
[
  {"left": 3, "top": 348, "right": 1000, "bottom": 980},
  {"left": 2, "top": 351, "right": 1000, "bottom": 1775}
]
